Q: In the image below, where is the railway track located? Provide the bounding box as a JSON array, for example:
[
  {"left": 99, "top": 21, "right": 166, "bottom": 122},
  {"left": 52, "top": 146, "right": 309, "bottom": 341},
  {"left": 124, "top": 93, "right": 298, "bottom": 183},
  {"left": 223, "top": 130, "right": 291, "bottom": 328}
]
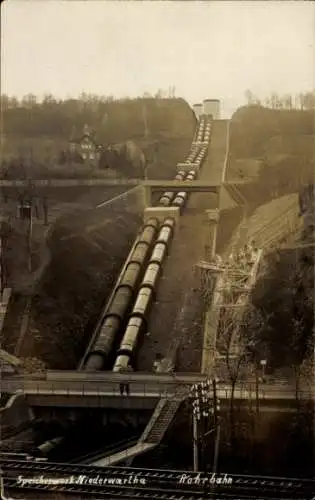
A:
[
  {"left": 2, "top": 458, "right": 314, "bottom": 499},
  {"left": 3, "top": 475, "right": 314, "bottom": 500},
  {"left": 3, "top": 475, "right": 314, "bottom": 499},
  {"left": 2, "top": 113, "right": 311, "bottom": 498}
]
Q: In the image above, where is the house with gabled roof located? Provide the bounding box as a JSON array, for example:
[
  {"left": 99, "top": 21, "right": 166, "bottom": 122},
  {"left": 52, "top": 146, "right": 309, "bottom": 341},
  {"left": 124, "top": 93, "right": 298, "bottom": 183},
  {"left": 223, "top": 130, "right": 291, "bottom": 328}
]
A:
[{"left": 69, "top": 125, "right": 103, "bottom": 162}]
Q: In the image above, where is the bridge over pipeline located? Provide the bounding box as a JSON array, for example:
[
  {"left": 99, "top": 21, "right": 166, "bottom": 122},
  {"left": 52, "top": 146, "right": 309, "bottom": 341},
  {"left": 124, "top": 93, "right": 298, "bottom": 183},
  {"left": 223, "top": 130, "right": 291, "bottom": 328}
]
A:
[
  {"left": 0, "top": 178, "right": 249, "bottom": 205},
  {"left": 1, "top": 371, "right": 313, "bottom": 410},
  {"left": 2, "top": 371, "right": 313, "bottom": 467}
]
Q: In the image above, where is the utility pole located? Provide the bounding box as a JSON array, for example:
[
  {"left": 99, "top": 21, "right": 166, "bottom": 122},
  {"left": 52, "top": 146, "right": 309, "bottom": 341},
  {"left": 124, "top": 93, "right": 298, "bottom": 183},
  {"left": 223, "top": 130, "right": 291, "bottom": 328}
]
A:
[
  {"left": 204, "top": 378, "right": 221, "bottom": 499},
  {"left": 192, "top": 407, "right": 199, "bottom": 471},
  {"left": 191, "top": 379, "right": 221, "bottom": 473},
  {"left": 255, "top": 361, "right": 260, "bottom": 415},
  {"left": 212, "top": 378, "right": 221, "bottom": 474},
  {"left": 26, "top": 197, "right": 33, "bottom": 273},
  {"left": 191, "top": 384, "right": 200, "bottom": 471}
]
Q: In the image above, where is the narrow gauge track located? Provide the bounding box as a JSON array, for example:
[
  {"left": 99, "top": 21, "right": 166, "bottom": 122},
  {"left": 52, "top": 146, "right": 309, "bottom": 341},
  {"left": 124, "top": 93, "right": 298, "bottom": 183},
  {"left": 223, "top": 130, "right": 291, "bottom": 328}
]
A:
[
  {"left": 81, "top": 115, "right": 211, "bottom": 371},
  {"left": 2, "top": 458, "right": 314, "bottom": 497}
]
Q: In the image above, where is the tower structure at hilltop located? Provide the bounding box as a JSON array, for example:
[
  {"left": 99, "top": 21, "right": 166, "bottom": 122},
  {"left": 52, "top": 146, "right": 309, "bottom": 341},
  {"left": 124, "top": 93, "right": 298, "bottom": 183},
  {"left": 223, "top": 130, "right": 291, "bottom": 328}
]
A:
[
  {"left": 193, "top": 100, "right": 221, "bottom": 119},
  {"left": 193, "top": 103, "right": 203, "bottom": 119},
  {"left": 203, "top": 99, "right": 220, "bottom": 119}
]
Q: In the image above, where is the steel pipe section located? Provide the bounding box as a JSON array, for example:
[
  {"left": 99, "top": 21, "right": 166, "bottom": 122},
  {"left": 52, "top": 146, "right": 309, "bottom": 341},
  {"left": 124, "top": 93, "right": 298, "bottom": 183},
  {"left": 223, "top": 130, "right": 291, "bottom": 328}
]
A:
[
  {"left": 157, "top": 116, "right": 208, "bottom": 206},
  {"left": 83, "top": 217, "right": 159, "bottom": 370},
  {"left": 171, "top": 117, "right": 213, "bottom": 213},
  {"left": 113, "top": 219, "right": 176, "bottom": 371},
  {"left": 112, "top": 117, "right": 213, "bottom": 372},
  {"left": 84, "top": 114, "right": 213, "bottom": 372}
]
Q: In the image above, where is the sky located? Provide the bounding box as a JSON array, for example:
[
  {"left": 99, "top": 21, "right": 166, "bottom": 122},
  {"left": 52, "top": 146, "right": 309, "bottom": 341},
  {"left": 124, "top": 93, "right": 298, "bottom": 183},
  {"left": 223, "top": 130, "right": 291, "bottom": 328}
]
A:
[{"left": 1, "top": 0, "right": 314, "bottom": 117}]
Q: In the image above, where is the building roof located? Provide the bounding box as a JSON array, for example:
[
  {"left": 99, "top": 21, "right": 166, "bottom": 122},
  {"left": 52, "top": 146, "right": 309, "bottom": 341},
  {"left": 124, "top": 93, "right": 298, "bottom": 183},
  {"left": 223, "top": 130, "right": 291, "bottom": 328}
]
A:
[{"left": 70, "top": 133, "right": 98, "bottom": 146}]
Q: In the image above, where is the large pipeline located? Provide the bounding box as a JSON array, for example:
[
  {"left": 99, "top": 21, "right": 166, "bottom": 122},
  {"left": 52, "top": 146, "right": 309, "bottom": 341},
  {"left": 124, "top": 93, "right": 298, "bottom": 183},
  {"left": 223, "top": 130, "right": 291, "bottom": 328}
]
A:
[
  {"left": 113, "top": 116, "right": 213, "bottom": 371},
  {"left": 82, "top": 221, "right": 161, "bottom": 371},
  {"left": 82, "top": 117, "right": 209, "bottom": 371},
  {"left": 82, "top": 218, "right": 159, "bottom": 370}
]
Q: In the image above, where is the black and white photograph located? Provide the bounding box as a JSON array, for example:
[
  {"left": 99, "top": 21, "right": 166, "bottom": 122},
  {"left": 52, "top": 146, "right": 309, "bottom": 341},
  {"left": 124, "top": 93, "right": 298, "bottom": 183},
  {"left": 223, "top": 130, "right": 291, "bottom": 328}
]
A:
[{"left": 0, "top": 1, "right": 314, "bottom": 499}]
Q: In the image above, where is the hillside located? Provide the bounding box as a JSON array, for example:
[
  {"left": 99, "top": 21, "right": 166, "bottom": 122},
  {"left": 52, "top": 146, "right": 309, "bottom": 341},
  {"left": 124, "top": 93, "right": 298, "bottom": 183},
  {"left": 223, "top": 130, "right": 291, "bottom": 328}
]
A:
[
  {"left": 225, "top": 193, "right": 301, "bottom": 254},
  {"left": 223, "top": 185, "right": 313, "bottom": 380},
  {"left": 227, "top": 105, "right": 314, "bottom": 208},
  {"left": 216, "top": 106, "right": 314, "bottom": 382},
  {"left": 1, "top": 98, "right": 196, "bottom": 368},
  {"left": 1, "top": 97, "right": 195, "bottom": 177},
  {"left": 2, "top": 97, "right": 195, "bottom": 143},
  {"left": 230, "top": 105, "right": 314, "bottom": 160}
]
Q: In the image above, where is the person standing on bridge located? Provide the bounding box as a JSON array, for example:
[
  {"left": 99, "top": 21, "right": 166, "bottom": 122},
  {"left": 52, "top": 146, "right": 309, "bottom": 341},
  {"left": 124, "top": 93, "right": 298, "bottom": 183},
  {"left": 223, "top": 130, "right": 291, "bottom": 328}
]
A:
[{"left": 118, "top": 364, "right": 133, "bottom": 396}]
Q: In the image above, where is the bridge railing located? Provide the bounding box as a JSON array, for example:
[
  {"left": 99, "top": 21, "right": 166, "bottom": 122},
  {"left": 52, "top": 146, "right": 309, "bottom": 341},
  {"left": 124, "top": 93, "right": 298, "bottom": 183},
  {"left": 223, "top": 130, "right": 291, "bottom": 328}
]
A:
[
  {"left": 5, "top": 370, "right": 208, "bottom": 382},
  {"left": 2, "top": 380, "right": 203, "bottom": 397},
  {"left": 0, "top": 377, "right": 202, "bottom": 399},
  {"left": 1, "top": 379, "right": 313, "bottom": 400}
]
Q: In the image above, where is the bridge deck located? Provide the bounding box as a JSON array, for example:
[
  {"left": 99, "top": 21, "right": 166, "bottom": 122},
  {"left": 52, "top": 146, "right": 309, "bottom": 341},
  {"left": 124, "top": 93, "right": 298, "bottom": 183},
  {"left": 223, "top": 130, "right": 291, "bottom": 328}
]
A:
[
  {"left": 0, "top": 179, "right": 220, "bottom": 191},
  {"left": 4, "top": 370, "right": 207, "bottom": 382},
  {"left": 1, "top": 372, "right": 312, "bottom": 409}
]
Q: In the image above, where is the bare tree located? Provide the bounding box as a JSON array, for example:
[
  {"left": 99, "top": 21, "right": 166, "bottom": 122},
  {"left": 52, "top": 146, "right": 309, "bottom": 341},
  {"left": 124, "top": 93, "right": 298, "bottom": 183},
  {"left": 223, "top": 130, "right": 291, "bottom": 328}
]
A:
[
  {"left": 303, "top": 91, "right": 315, "bottom": 110},
  {"left": 244, "top": 89, "right": 253, "bottom": 105},
  {"left": 42, "top": 93, "right": 57, "bottom": 106},
  {"left": 0, "top": 94, "right": 10, "bottom": 110},
  {"left": 284, "top": 94, "right": 293, "bottom": 110},
  {"left": 264, "top": 97, "right": 271, "bottom": 108},
  {"left": 220, "top": 300, "right": 273, "bottom": 446},
  {"left": 217, "top": 308, "right": 250, "bottom": 445},
  {"left": 226, "top": 350, "right": 249, "bottom": 446},
  {"left": 155, "top": 89, "right": 163, "bottom": 99},
  {"left": 21, "top": 93, "right": 37, "bottom": 108},
  {"left": 298, "top": 92, "right": 305, "bottom": 110},
  {"left": 270, "top": 92, "right": 278, "bottom": 109},
  {"left": 289, "top": 317, "right": 314, "bottom": 404},
  {"left": 299, "top": 356, "right": 314, "bottom": 395},
  {"left": 168, "top": 86, "right": 176, "bottom": 98}
]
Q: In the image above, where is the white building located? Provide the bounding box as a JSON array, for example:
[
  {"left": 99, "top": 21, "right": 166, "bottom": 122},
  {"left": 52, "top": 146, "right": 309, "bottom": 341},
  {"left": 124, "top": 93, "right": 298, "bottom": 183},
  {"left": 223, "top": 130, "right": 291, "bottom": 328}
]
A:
[
  {"left": 203, "top": 99, "right": 220, "bottom": 119},
  {"left": 193, "top": 103, "right": 203, "bottom": 119}
]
